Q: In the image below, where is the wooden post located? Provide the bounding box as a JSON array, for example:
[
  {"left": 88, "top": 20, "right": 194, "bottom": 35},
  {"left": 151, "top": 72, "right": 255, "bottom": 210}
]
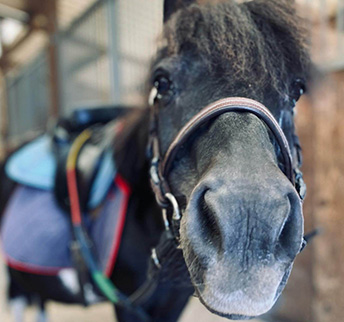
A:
[
  {"left": 43, "top": 0, "right": 60, "bottom": 118},
  {"left": 309, "top": 72, "right": 344, "bottom": 322},
  {"left": 29, "top": 0, "right": 60, "bottom": 118}
]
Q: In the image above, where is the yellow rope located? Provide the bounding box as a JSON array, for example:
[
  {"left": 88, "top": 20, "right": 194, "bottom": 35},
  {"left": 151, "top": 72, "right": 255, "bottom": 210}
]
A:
[{"left": 67, "top": 129, "right": 92, "bottom": 171}]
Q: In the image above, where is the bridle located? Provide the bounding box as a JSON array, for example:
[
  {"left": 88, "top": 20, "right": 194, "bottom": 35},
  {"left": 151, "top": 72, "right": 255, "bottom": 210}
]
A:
[
  {"left": 63, "top": 92, "right": 307, "bottom": 320},
  {"left": 147, "top": 93, "right": 306, "bottom": 239}
]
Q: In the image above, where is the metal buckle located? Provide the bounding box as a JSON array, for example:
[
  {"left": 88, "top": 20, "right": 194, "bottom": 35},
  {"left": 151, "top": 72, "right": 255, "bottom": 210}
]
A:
[
  {"left": 161, "top": 193, "right": 181, "bottom": 231},
  {"left": 164, "top": 193, "right": 181, "bottom": 221},
  {"left": 150, "top": 157, "right": 160, "bottom": 185},
  {"left": 149, "top": 87, "right": 158, "bottom": 107}
]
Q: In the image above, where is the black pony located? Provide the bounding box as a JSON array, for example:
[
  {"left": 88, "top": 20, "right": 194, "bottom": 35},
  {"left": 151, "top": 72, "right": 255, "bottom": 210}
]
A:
[{"left": 0, "top": 0, "right": 312, "bottom": 321}]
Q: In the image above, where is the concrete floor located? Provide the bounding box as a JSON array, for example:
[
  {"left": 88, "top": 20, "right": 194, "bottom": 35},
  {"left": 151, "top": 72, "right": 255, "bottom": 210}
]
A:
[{"left": 0, "top": 253, "right": 262, "bottom": 322}]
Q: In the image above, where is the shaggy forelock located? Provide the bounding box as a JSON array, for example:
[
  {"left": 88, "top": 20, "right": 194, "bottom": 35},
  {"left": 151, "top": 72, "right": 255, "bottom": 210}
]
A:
[{"left": 163, "top": 0, "right": 311, "bottom": 100}]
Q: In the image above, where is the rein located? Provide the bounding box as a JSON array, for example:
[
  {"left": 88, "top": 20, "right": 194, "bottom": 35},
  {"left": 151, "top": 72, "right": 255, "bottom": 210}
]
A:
[{"left": 66, "top": 129, "right": 150, "bottom": 321}]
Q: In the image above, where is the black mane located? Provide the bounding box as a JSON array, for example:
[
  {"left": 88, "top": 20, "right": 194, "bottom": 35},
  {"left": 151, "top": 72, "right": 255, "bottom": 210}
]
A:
[{"left": 163, "top": 0, "right": 311, "bottom": 101}]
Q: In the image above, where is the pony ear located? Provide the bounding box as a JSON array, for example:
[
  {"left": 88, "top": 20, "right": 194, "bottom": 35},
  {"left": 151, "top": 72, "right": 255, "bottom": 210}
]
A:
[{"left": 164, "top": 0, "right": 196, "bottom": 23}]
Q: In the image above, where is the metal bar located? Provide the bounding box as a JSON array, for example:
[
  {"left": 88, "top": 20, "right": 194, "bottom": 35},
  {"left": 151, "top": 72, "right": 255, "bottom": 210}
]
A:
[
  {"left": 56, "top": 0, "right": 108, "bottom": 111},
  {"left": 63, "top": 33, "right": 107, "bottom": 56},
  {"left": 120, "top": 53, "right": 149, "bottom": 66},
  {"left": 45, "top": 0, "right": 60, "bottom": 118},
  {"left": 107, "top": 0, "right": 121, "bottom": 103},
  {"left": 59, "top": 0, "right": 106, "bottom": 34},
  {"left": 66, "top": 52, "right": 106, "bottom": 75},
  {"left": 0, "top": 69, "right": 9, "bottom": 157}
]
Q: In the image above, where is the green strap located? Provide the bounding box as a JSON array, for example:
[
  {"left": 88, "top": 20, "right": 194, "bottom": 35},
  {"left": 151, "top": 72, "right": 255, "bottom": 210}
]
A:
[{"left": 92, "top": 271, "right": 119, "bottom": 303}]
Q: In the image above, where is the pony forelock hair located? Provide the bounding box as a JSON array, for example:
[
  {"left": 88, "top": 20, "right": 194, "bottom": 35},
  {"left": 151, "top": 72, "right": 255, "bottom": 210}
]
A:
[{"left": 162, "top": 0, "right": 311, "bottom": 100}]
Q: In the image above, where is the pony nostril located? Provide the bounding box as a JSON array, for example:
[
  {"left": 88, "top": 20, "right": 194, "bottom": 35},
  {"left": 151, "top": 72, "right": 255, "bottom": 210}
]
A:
[
  {"left": 197, "top": 189, "right": 223, "bottom": 252},
  {"left": 278, "top": 214, "right": 295, "bottom": 258},
  {"left": 276, "top": 194, "right": 302, "bottom": 260}
]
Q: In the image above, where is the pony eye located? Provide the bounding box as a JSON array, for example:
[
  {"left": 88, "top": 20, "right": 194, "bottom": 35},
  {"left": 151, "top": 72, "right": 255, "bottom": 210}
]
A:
[
  {"left": 290, "top": 79, "right": 306, "bottom": 104},
  {"left": 154, "top": 76, "right": 173, "bottom": 98}
]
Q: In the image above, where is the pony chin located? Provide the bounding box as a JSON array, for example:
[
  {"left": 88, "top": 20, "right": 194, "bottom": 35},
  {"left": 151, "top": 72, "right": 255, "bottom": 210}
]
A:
[{"left": 192, "top": 261, "right": 292, "bottom": 320}]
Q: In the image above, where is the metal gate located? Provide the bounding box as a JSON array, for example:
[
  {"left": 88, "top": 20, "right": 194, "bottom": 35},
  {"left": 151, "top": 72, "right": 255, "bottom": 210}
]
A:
[
  {"left": 1, "top": 0, "right": 162, "bottom": 150},
  {"left": 58, "top": 0, "right": 162, "bottom": 112},
  {"left": 5, "top": 52, "right": 50, "bottom": 147},
  {"left": 2, "top": 0, "right": 342, "bottom": 151}
]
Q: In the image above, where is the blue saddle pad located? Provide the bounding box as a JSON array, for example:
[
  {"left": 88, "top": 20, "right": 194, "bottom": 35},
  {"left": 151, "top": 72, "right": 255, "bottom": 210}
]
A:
[
  {"left": 0, "top": 176, "right": 130, "bottom": 277},
  {"left": 6, "top": 135, "right": 56, "bottom": 190},
  {"left": 5, "top": 134, "right": 117, "bottom": 210}
]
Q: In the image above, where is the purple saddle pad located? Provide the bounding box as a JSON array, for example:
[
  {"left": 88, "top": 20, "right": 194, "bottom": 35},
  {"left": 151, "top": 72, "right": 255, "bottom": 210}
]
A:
[{"left": 0, "top": 176, "right": 130, "bottom": 277}]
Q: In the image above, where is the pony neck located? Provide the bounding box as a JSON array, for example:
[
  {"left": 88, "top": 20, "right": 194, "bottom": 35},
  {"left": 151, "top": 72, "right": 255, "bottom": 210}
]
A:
[
  {"left": 114, "top": 109, "right": 150, "bottom": 186},
  {"left": 114, "top": 108, "right": 162, "bottom": 224}
]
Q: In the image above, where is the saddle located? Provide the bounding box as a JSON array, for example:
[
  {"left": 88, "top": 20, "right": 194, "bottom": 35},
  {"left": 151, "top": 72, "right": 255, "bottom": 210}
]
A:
[
  {"left": 1, "top": 105, "right": 132, "bottom": 282},
  {"left": 6, "top": 105, "right": 129, "bottom": 211}
]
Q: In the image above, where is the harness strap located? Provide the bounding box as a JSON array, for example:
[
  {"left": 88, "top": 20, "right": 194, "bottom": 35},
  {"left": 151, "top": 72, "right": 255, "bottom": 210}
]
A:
[
  {"left": 66, "top": 129, "right": 150, "bottom": 321},
  {"left": 148, "top": 96, "right": 298, "bottom": 209},
  {"left": 163, "top": 97, "right": 294, "bottom": 183}
]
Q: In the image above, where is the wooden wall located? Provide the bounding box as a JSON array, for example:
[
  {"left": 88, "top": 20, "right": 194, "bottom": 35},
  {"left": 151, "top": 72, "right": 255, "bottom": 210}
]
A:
[
  {"left": 309, "top": 72, "right": 344, "bottom": 322},
  {"left": 267, "top": 72, "right": 344, "bottom": 322}
]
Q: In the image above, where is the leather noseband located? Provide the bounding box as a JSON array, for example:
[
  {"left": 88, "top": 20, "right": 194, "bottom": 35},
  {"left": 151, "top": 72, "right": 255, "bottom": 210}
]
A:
[
  {"left": 148, "top": 96, "right": 297, "bottom": 210},
  {"left": 163, "top": 97, "right": 293, "bottom": 183}
]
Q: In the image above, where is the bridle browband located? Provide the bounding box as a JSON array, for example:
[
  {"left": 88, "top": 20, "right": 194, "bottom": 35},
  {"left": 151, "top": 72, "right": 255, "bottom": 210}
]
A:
[{"left": 148, "top": 96, "right": 304, "bottom": 226}]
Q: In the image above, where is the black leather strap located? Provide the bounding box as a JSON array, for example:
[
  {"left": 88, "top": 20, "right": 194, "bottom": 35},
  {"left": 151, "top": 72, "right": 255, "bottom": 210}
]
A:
[
  {"left": 149, "top": 97, "right": 296, "bottom": 207},
  {"left": 162, "top": 97, "right": 294, "bottom": 183}
]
